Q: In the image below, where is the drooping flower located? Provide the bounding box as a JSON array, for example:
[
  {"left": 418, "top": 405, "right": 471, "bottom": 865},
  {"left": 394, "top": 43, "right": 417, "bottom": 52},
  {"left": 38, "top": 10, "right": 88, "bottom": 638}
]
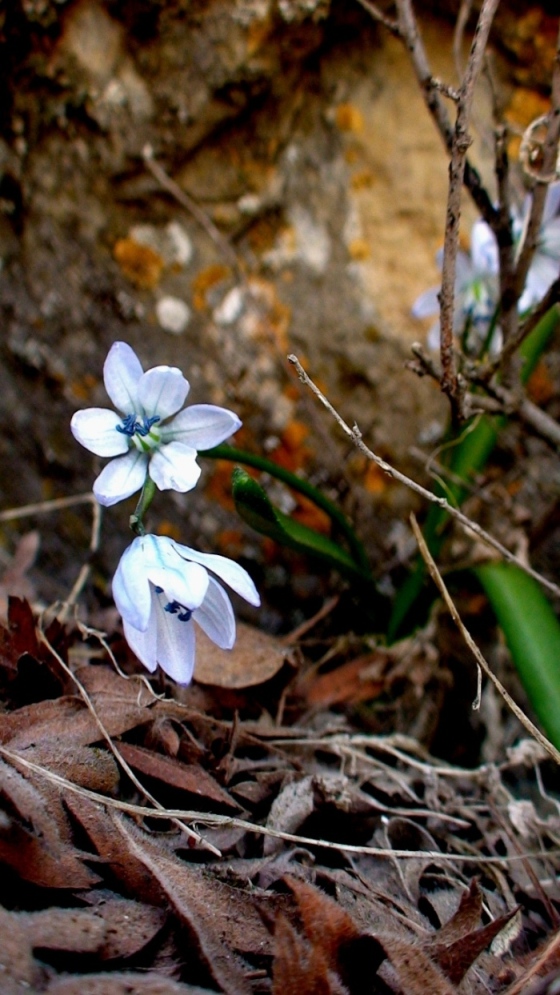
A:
[
  {"left": 112, "top": 533, "right": 260, "bottom": 685},
  {"left": 413, "top": 182, "right": 560, "bottom": 353},
  {"left": 71, "top": 341, "right": 241, "bottom": 506}
]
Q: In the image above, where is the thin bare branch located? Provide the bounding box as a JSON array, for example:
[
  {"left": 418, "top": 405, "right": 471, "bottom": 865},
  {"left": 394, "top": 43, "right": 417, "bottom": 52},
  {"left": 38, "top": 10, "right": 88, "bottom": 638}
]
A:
[
  {"left": 2, "top": 743, "right": 559, "bottom": 863},
  {"left": 288, "top": 353, "right": 560, "bottom": 599},
  {"left": 354, "top": 0, "right": 400, "bottom": 35},
  {"left": 410, "top": 513, "right": 560, "bottom": 766}
]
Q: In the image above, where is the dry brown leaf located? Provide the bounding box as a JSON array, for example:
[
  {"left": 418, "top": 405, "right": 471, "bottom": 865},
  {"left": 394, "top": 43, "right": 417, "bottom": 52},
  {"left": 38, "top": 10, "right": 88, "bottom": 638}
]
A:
[
  {"left": 46, "top": 973, "right": 217, "bottom": 994},
  {"left": 117, "top": 741, "right": 238, "bottom": 810},
  {"left": 0, "top": 539, "right": 39, "bottom": 620},
  {"left": 0, "top": 905, "right": 40, "bottom": 993},
  {"left": 83, "top": 895, "right": 166, "bottom": 961},
  {"left": 112, "top": 815, "right": 265, "bottom": 994},
  {"left": 272, "top": 913, "right": 349, "bottom": 995},
  {"left": 194, "top": 622, "right": 288, "bottom": 689},
  {"left": 63, "top": 795, "right": 166, "bottom": 906},
  {"left": 380, "top": 934, "right": 457, "bottom": 995},
  {"left": 19, "top": 908, "right": 106, "bottom": 953},
  {"left": 22, "top": 742, "right": 119, "bottom": 793},
  {"left": 429, "top": 904, "right": 521, "bottom": 985},
  {"left": 301, "top": 652, "right": 386, "bottom": 707},
  {"left": 0, "top": 758, "right": 100, "bottom": 889}
]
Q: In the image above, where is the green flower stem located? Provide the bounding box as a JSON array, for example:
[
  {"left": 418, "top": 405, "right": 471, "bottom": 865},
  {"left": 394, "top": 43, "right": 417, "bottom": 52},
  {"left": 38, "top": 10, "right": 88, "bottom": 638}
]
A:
[
  {"left": 130, "top": 475, "right": 157, "bottom": 536},
  {"left": 201, "top": 444, "right": 372, "bottom": 578}
]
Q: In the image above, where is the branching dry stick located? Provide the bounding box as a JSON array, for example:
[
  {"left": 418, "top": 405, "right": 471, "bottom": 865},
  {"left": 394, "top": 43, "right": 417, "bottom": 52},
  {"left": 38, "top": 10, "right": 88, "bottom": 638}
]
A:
[
  {"left": 288, "top": 354, "right": 560, "bottom": 599},
  {"left": 514, "top": 21, "right": 560, "bottom": 300},
  {"left": 437, "top": 0, "right": 501, "bottom": 412},
  {"left": 390, "top": 0, "right": 497, "bottom": 226},
  {"left": 410, "top": 514, "right": 560, "bottom": 766}
]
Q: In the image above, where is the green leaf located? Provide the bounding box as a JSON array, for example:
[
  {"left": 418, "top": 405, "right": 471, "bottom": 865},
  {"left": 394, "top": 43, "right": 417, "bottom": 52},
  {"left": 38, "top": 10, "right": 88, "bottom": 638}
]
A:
[
  {"left": 231, "top": 468, "right": 372, "bottom": 584},
  {"left": 476, "top": 561, "right": 560, "bottom": 749},
  {"left": 388, "top": 305, "right": 560, "bottom": 640}
]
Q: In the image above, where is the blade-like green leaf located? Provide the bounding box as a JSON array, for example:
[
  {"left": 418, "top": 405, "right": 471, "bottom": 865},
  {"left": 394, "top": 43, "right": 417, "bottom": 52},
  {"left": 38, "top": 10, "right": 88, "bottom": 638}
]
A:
[
  {"left": 476, "top": 561, "right": 560, "bottom": 749},
  {"left": 231, "top": 468, "right": 372, "bottom": 584}
]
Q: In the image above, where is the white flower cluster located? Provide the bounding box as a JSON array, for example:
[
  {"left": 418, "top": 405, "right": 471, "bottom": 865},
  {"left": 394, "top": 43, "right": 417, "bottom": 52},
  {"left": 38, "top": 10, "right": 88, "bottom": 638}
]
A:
[
  {"left": 72, "top": 342, "right": 259, "bottom": 685},
  {"left": 413, "top": 183, "right": 560, "bottom": 354}
]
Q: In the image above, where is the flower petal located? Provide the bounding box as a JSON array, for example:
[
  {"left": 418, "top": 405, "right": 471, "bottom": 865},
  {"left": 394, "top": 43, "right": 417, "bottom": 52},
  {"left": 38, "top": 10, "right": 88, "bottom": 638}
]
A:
[
  {"left": 470, "top": 220, "right": 498, "bottom": 273},
  {"left": 162, "top": 404, "right": 242, "bottom": 449},
  {"left": 93, "top": 451, "right": 148, "bottom": 506},
  {"left": 103, "top": 342, "right": 144, "bottom": 414},
  {"left": 123, "top": 617, "right": 158, "bottom": 673},
  {"left": 155, "top": 602, "right": 196, "bottom": 684},
  {"left": 173, "top": 543, "right": 260, "bottom": 606},
  {"left": 195, "top": 577, "right": 235, "bottom": 648},
  {"left": 412, "top": 286, "right": 439, "bottom": 319},
  {"left": 137, "top": 366, "right": 190, "bottom": 420},
  {"left": 112, "top": 538, "right": 153, "bottom": 631},
  {"left": 149, "top": 442, "right": 201, "bottom": 493},
  {"left": 71, "top": 408, "right": 129, "bottom": 457},
  {"left": 148, "top": 562, "right": 209, "bottom": 610}
]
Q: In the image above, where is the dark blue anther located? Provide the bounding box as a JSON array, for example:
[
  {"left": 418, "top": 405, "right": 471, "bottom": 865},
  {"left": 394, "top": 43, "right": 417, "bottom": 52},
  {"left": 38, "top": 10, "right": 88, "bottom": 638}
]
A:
[
  {"left": 116, "top": 414, "right": 161, "bottom": 437},
  {"left": 154, "top": 585, "right": 164, "bottom": 594},
  {"left": 116, "top": 413, "right": 138, "bottom": 436},
  {"left": 135, "top": 415, "right": 161, "bottom": 437},
  {"left": 164, "top": 600, "right": 192, "bottom": 622}
]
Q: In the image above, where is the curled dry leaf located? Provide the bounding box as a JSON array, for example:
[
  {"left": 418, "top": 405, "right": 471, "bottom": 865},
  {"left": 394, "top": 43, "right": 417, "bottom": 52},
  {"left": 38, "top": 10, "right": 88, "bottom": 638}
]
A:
[
  {"left": 117, "top": 741, "right": 239, "bottom": 811},
  {"left": 194, "top": 621, "right": 289, "bottom": 689}
]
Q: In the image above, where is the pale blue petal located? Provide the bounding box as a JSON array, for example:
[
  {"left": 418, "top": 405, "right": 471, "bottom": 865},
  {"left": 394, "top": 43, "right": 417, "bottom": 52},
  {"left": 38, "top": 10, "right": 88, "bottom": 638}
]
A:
[
  {"left": 471, "top": 220, "right": 498, "bottom": 273},
  {"left": 137, "top": 367, "right": 189, "bottom": 420},
  {"left": 173, "top": 543, "right": 260, "bottom": 606},
  {"left": 543, "top": 182, "right": 560, "bottom": 224},
  {"left": 149, "top": 442, "right": 201, "bottom": 492},
  {"left": 71, "top": 408, "right": 129, "bottom": 457},
  {"left": 412, "top": 286, "right": 439, "bottom": 319},
  {"left": 112, "top": 539, "right": 153, "bottom": 631},
  {"left": 93, "top": 450, "right": 147, "bottom": 506},
  {"left": 123, "top": 617, "right": 158, "bottom": 673},
  {"left": 147, "top": 562, "right": 209, "bottom": 610},
  {"left": 540, "top": 217, "right": 560, "bottom": 257},
  {"left": 162, "top": 405, "right": 242, "bottom": 448},
  {"left": 195, "top": 578, "right": 235, "bottom": 649},
  {"left": 155, "top": 604, "right": 196, "bottom": 684},
  {"left": 103, "top": 342, "right": 143, "bottom": 414}
]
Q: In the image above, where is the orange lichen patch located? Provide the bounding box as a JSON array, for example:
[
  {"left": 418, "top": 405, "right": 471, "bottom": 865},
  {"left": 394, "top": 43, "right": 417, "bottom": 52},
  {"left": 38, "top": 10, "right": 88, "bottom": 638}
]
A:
[
  {"left": 247, "top": 214, "right": 281, "bottom": 253},
  {"left": 527, "top": 362, "right": 556, "bottom": 405},
  {"left": 215, "top": 528, "right": 245, "bottom": 557},
  {"left": 363, "top": 462, "right": 388, "bottom": 495},
  {"left": 246, "top": 16, "right": 273, "bottom": 56},
  {"left": 502, "top": 10, "right": 558, "bottom": 86},
  {"left": 284, "top": 383, "right": 300, "bottom": 402},
  {"left": 335, "top": 103, "right": 363, "bottom": 134},
  {"left": 292, "top": 494, "right": 331, "bottom": 536},
  {"left": 350, "top": 170, "right": 374, "bottom": 191},
  {"left": 348, "top": 238, "right": 370, "bottom": 261},
  {"left": 505, "top": 479, "right": 523, "bottom": 497},
  {"left": 204, "top": 459, "right": 238, "bottom": 511},
  {"left": 191, "top": 264, "right": 232, "bottom": 311},
  {"left": 268, "top": 420, "right": 311, "bottom": 473},
  {"left": 113, "top": 238, "right": 164, "bottom": 290},
  {"left": 155, "top": 520, "right": 182, "bottom": 541},
  {"left": 70, "top": 373, "right": 98, "bottom": 401},
  {"left": 344, "top": 145, "right": 361, "bottom": 165}
]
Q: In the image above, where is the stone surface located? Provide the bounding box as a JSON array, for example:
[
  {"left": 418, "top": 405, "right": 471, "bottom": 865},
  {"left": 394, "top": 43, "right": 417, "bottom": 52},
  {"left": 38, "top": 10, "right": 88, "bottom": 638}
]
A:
[{"left": 0, "top": 0, "right": 556, "bottom": 623}]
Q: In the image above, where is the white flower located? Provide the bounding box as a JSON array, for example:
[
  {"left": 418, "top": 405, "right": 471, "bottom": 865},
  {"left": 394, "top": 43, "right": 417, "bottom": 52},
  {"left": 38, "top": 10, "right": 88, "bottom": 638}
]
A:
[
  {"left": 112, "top": 534, "right": 260, "bottom": 685},
  {"left": 413, "top": 183, "right": 560, "bottom": 353},
  {"left": 71, "top": 342, "right": 241, "bottom": 506},
  {"left": 518, "top": 181, "right": 560, "bottom": 311},
  {"left": 412, "top": 220, "right": 500, "bottom": 353}
]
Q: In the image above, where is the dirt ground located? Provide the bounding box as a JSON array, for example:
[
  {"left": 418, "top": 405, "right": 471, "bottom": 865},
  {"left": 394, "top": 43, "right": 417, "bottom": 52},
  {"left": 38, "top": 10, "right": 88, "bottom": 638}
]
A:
[{"left": 0, "top": 1, "right": 560, "bottom": 992}]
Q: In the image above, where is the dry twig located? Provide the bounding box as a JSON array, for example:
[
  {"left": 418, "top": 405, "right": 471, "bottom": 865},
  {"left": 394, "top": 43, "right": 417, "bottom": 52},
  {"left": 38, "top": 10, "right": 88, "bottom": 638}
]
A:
[{"left": 288, "top": 353, "right": 560, "bottom": 599}]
